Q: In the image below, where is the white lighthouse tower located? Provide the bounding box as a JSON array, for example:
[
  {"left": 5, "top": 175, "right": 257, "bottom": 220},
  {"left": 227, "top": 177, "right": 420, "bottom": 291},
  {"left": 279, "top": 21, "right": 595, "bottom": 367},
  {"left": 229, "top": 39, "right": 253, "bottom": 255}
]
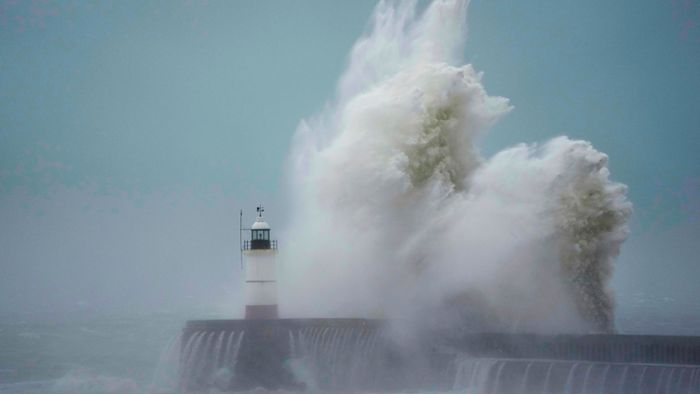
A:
[{"left": 242, "top": 206, "right": 278, "bottom": 319}]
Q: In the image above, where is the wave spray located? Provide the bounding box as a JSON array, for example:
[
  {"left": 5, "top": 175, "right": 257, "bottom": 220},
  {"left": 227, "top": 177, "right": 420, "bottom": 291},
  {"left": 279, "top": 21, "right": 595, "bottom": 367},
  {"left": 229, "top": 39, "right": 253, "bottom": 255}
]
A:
[{"left": 280, "top": 0, "right": 631, "bottom": 334}]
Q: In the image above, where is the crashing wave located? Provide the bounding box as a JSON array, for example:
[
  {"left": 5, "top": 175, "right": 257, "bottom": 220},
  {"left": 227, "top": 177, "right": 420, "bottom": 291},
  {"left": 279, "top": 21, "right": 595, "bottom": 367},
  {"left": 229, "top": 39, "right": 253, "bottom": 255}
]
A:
[{"left": 281, "top": 0, "right": 631, "bottom": 334}]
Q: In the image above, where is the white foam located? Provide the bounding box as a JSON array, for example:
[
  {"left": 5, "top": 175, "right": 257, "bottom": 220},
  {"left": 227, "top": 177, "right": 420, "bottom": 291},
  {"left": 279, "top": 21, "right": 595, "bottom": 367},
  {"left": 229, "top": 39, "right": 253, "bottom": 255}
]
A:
[{"left": 281, "top": 0, "right": 631, "bottom": 334}]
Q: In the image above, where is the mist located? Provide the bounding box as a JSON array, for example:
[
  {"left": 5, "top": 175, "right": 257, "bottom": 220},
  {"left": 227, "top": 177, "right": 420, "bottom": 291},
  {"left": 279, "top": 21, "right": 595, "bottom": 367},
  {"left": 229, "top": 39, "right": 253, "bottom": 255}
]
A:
[{"left": 0, "top": 187, "right": 246, "bottom": 321}]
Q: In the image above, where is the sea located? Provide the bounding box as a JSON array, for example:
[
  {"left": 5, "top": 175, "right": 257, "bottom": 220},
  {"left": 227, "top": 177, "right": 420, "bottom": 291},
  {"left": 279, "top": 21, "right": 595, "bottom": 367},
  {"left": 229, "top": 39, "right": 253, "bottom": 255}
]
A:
[{"left": 1, "top": 293, "right": 699, "bottom": 394}]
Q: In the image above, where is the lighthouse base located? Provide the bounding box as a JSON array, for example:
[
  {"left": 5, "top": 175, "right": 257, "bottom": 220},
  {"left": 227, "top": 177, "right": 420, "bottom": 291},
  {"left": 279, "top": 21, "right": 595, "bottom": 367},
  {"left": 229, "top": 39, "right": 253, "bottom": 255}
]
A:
[{"left": 245, "top": 304, "right": 278, "bottom": 319}]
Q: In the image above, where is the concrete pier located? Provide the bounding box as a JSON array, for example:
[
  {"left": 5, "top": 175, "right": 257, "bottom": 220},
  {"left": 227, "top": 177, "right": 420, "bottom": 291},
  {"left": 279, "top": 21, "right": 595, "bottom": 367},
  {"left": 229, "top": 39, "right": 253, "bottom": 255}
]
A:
[{"left": 180, "top": 319, "right": 700, "bottom": 391}]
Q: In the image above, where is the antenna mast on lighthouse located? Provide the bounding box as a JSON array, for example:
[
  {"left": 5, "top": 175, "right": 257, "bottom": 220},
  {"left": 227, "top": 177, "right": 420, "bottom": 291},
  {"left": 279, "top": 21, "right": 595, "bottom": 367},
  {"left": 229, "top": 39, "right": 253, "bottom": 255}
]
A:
[{"left": 239, "top": 209, "right": 243, "bottom": 269}]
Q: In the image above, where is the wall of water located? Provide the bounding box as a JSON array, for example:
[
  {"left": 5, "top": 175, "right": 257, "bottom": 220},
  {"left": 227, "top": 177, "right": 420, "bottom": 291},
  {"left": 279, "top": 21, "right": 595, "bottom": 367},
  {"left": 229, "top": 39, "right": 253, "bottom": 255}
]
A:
[
  {"left": 451, "top": 358, "right": 700, "bottom": 394},
  {"left": 176, "top": 330, "right": 245, "bottom": 392}
]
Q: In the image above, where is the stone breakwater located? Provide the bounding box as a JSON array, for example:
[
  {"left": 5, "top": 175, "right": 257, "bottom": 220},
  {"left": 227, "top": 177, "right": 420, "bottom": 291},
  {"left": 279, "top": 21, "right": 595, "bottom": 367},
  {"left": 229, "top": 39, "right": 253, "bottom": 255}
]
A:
[{"left": 178, "top": 319, "right": 700, "bottom": 392}]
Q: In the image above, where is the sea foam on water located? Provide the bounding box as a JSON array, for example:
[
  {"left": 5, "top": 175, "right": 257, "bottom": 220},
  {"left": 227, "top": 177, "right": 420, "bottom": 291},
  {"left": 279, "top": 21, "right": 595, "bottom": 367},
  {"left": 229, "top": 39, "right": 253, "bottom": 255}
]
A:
[{"left": 281, "top": 0, "right": 632, "bottom": 334}]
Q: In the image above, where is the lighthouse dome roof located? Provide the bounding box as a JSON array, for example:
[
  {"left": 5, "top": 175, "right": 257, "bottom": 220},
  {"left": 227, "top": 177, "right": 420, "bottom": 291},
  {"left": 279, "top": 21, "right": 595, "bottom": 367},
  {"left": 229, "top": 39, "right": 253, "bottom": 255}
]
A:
[{"left": 252, "top": 217, "right": 270, "bottom": 230}]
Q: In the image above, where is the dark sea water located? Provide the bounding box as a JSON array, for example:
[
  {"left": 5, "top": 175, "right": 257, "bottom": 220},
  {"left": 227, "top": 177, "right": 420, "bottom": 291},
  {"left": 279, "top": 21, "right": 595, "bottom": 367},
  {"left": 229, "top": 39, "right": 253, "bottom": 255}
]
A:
[
  {"left": 0, "top": 313, "right": 181, "bottom": 394},
  {"left": 1, "top": 294, "right": 699, "bottom": 394}
]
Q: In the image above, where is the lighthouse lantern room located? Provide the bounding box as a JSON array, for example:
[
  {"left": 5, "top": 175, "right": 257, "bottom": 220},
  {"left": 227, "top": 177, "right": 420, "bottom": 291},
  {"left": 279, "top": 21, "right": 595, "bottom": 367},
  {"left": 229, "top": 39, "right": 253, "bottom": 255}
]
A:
[{"left": 242, "top": 206, "right": 278, "bottom": 319}]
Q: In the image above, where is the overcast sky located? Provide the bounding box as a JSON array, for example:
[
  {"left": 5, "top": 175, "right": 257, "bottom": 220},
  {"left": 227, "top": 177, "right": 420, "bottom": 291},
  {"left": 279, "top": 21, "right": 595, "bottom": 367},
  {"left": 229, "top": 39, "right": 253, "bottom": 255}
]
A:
[{"left": 1, "top": 0, "right": 698, "bottom": 324}]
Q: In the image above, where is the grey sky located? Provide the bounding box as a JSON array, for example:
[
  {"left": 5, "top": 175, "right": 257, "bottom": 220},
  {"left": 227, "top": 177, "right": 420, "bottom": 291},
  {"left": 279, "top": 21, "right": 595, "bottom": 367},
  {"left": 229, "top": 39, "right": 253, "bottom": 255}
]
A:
[{"left": 1, "top": 0, "right": 698, "bottom": 326}]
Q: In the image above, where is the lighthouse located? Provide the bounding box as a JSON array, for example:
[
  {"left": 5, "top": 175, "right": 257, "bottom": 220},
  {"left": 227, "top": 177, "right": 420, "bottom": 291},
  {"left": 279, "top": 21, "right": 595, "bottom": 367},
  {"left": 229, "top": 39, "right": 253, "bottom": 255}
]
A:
[{"left": 242, "top": 206, "right": 279, "bottom": 319}]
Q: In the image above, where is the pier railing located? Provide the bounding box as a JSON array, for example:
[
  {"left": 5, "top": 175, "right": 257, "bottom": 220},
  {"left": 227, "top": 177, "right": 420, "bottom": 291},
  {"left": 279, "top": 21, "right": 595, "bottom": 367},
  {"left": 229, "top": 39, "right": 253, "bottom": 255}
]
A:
[{"left": 242, "top": 240, "right": 277, "bottom": 250}]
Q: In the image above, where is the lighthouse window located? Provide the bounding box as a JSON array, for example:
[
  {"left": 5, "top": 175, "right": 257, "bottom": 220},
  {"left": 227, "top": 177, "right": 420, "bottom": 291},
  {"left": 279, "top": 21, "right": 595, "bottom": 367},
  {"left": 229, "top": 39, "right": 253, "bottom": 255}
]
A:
[
  {"left": 252, "top": 230, "right": 269, "bottom": 240},
  {"left": 251, "top": 230, "right": 270, "bottom": 241}
]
